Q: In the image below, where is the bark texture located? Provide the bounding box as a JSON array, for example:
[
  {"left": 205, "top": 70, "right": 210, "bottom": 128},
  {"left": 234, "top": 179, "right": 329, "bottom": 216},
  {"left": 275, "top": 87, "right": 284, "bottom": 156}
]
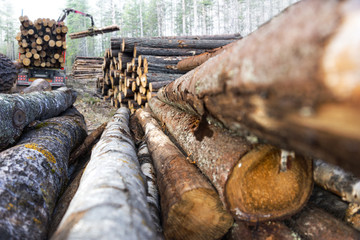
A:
[
  {"left": 314, "top": 159, "right": 360, "bottom": 204},
  {"left": 0, "top": 107, "right": 87, "bottom": 240},
  {"left": 288, "top": 205, "right": 360, "bottom": 240},
  {"left": 149, "top": 98, "right": 313, "bottom": 222},
  {"left": 68, "top": 25, "right": 119, "bottom": 39},
  {"left": 22, "top": 78, "right": 52, "bottom": 93},
  {"left": 0, "top": 87, "right": 77, "bottom": 150},
  {"left": 0, "top": 53, "right": 18, "bottom": 93},
  {"left": 156, "top": 0, "right": 360, "bottom": 177},
  {"left": 136, "top": 108, "right": 233, "bottom": 240},
  {"left": 68, "top": 122, "right": 107, "bottom": 165},
  {"left": 52, "top": 108, "right": 158, "bottom": 240},
  {"left": 137, "top": 141, "right": 163, "bottom": 236}
]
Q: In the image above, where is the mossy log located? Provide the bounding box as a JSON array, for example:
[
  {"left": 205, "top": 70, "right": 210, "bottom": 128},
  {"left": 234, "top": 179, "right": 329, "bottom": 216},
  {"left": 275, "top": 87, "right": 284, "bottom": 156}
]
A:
[
  {"left": 52, "top": 108, "right": 158, "bottom": 240},
  {"left": 149, "top": 98, "right": 313, "bottom": 222},
  {"left": 0, "top": 107, "right": 87, "bottom": 240},
  {"left": 0, "top": 87, "right": 77, "bottom": 150},
  {"left": 288, "top": 205, "right": 360, "bottom": 240},
  {"left": 136, "top": 108, "right": 233, "bottom": 240},
  {"left": 156, "top": 0, "right": 360, "bottom": 177},
  {"left": 137, "top": 141, "right": 163, "bottom": 235}
]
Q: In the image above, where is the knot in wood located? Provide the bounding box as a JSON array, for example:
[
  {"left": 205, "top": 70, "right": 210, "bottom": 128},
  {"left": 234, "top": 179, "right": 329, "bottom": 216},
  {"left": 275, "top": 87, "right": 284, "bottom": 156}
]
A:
[{"left": 13, "top": 109, "right": 26, "bottom": 127}]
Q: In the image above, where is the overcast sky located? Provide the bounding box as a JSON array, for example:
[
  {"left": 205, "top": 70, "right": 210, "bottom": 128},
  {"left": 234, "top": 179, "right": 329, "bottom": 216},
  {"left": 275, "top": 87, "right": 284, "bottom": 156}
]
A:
[{"left": 12, "top": 0, "right": 66, "bottom": 20}]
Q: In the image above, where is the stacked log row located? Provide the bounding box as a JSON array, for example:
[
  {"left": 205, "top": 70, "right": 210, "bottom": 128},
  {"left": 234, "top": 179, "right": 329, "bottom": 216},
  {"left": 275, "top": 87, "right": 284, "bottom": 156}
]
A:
[
  {"left": 71, "top": 57, "right": 103, "bottom": 81},
  {"left": 98, "top": 34, "right": 241, "bottom": 111},
  {"left": 16, "top": 16, "right": 67, "bottom": 68}
]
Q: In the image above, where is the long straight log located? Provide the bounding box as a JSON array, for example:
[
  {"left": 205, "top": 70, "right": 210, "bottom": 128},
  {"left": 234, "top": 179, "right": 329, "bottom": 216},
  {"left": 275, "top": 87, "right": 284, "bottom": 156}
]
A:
[
  {"left": 52, "top": 108, "right": 158, "bottom": 240},
  {"left": 121, "top": 46, "right": 208, "bottom": 56},
  {"left": 140, "top": 55, "right": 188, "bottom": 65},
  {"left": 111, "top": 38, "right": 234, "bottom": 52},
  {"left": 156, "top": 0, "right": 360, "bottom": 177},
  {"left": 68, "top": 25, "right": 120, "bottom": 39},
  {"left": 149, "top": 97, "right": 313, "bottom": 222},
  {"left": 176, "top": 41, "right": 237, "bottom": 71},
  {"left": 313, "top": 159, "right": 360, "bottom": 204},
  {"left": 0, "top": 87, "right": 77, "bottom": 150},
  {"left": 136, "top": 141, "right": 162, "bottom": 235},
  {"left": 146, "top": 72, "right": 183, "bottom": 83},
  {"left": 111, "top": 33, "right": 242, "bottom": 42},
  {"left": 0, "top": 108, "right": 87, "bottom": 240},
  {"left": 136, "top": 108, "right": 233, "bottom": 240},
  {"left": 287, "top": 205, "right": 360, "bottom": 240}
]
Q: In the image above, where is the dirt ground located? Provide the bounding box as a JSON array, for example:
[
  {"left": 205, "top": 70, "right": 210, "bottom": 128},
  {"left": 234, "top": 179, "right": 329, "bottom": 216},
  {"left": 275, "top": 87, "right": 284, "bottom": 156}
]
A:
[{"left": 66, "top": 77, "right": 116, "bottom": 133}]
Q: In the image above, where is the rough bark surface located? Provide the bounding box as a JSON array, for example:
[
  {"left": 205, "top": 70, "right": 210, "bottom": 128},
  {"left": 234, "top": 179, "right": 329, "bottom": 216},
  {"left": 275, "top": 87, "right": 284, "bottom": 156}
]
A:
[
  {"left": 52, "top": 108, "right": 158, "bottom": 240},
  {"left": 137, "top": 141, "right": 163, "bottom": 236},
  {"left": 0, "top": 87, "right": 77, "bottom": 150},
  {"left": 22, "top": 79, "right": 52, "bottom": 93},
  {"left": 288, "top": 205, "right": 360, "bottom": 240},
  {"left": 68, "top": 25, "right": 120, "bottom": 39},
  {"left": 0, "top": 108, "right": 87, "bottom": 240},
  {"left": 314, "top": 159, "right": 360, "bottom": 204},
  {"left": 68, "top": 122, "right": 107, "bottom": 165},
  {"left": 0, "top": 53, "right": 18, "bottom": 93},
  {"left": 136, "top": 108, "right": 233, "bottom": 240},
  {"left": 149, "top": 98, "right": 313, "bottom": 222},
  {"left": 156, "top": 0, "right": 360, "bottom": 177},
  {"left": 250, "top": 221, "right": 300, "bottom": 240}
]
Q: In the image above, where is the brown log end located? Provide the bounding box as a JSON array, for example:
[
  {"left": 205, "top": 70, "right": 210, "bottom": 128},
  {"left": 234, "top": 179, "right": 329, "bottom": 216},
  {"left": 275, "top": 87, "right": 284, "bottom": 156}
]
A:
[
  {"left": 13, "top": 109, "right": 26, "bottom": 128},
  {"left": 164, "top": 188, "right": 233, "bottom": 240},
  {"left": 346, "top": 203, "right": 360, "bottom": 231},
  {"left": 226, "top": 144, "right": 313, "bottom": 222}
]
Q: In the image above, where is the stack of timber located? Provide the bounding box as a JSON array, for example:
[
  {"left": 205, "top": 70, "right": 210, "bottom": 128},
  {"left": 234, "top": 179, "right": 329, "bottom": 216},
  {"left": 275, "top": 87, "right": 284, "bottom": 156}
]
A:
[
  {"left": 71, "top": 56, "right": 103, "bottom": 83},
  {"left": 16, "top": 16, "right": 67, "bottom": 68},
  {"left": 98, "top": 33, "right": 242, "bottom": 111}
]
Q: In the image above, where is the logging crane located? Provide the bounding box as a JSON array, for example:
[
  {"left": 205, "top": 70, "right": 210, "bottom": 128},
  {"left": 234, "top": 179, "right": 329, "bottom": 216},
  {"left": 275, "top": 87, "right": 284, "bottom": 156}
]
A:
[{"left": 57, "top": 8, "right": 120, "bottom": 39}]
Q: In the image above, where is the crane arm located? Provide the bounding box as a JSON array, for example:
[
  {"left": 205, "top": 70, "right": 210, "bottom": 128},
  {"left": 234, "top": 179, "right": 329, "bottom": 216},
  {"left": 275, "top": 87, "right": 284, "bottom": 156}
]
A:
[{"left": 57, "top": 8, "right": 95, "bottom": 27}]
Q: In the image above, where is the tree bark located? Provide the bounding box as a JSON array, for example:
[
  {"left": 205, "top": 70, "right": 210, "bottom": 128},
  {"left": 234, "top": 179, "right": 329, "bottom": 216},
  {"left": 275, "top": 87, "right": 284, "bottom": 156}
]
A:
[
  {"left": 0, "top": 87, "right": 77, "bottom": 150},
  {"left": 52, "top": 108, "right": 158, "bottom": 240},
  {"left": 156, "top": 0, "right": 360, "bottom": 177},
  {"left": 250, "top": 221, "right": 301, "bottom": 240},
  {"left": 313, "top": 159, "right": 360, "bottom": 204},
  {"left": 120, "top": 46, "right": 208, "bottom": 56},
  {"left": 68, "top": 25, "right": 120, "bottom": 39},
  {"left": 22, "top": 78, "right": 51, "bottom": 93},
  {"left": 0, "top": 53, "right": 18, "bottom": 93},
  {"left": 149, "top": 97, "right": 313, "bottom": 222},
  {"left": 176, "top": 41, "right": 238, "bottom": 71},
  {"left": 287, "top": 205, "right": 360, "bottom": 240},
  {"left": 0, "top": 107, "right": 87, "bottom": 240},
  {"left": 68, "top": 122, "right": 107, "bottom": 165},
  {"left": 136, "top": 141, "right": 163, "bottom": 236},
  {"left": 136, "top": 108, "right": 233, "bottom": 240}
]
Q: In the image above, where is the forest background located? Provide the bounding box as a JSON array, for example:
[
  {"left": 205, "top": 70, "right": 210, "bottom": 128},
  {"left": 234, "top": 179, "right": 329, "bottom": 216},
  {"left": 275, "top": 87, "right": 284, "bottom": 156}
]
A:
[{"left": 0, "top": 0, "right": 298, "bottom": 70}]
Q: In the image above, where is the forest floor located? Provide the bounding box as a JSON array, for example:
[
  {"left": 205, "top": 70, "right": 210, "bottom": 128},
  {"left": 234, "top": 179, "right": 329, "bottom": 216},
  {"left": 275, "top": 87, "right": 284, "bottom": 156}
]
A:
[{"left": 66, "top": 77, "right": 116, "bottom": 133}]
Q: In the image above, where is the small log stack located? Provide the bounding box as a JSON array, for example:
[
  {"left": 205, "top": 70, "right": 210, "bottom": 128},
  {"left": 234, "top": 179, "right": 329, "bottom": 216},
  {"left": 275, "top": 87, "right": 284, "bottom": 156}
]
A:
[
  {"left": 97, "top": 34, "right": 241, "bottom": 112},
  {"left": 71, "top": 56, "right": 103, "bottom": 81},
  {"left": 16, "top": 16, "right": 67, "bottom": 68}
]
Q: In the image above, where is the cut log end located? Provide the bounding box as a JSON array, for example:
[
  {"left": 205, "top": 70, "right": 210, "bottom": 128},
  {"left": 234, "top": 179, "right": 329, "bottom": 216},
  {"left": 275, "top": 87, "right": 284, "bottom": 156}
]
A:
[
  {"left": 164, "top": 188, "right": 233, "bottom": 240},
  {"left": 226, "top": 144, "right": 313, "bottom": 222}
]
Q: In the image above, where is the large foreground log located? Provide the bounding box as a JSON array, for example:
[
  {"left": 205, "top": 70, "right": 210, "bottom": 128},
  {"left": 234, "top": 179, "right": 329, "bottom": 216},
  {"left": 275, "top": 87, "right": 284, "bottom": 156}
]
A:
[
  {"left": 0, "top": 87, "right": 77, "bottom": 150},
  {"left": 0, "top": 108, "right": 87, "bottom": 240},
  {"left": 52, "top": 108, "right": 158, "bottom": 240},
  {"left": 156, "top": 0, "right": 360, "bottom": 177},
  {"left": 149, "top": 98, "right": 313, "bottom": 222},
  {"left": 136, "top": 108, "right": 233, "bottom": 240}
]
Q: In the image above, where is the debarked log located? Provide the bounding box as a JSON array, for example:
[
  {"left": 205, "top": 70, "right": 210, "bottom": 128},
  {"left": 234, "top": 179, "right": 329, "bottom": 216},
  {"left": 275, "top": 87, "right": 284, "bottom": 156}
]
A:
[
  {"left": 136, "top": 108, "right": 233, "bottom": 240},
  {"left": 156, "top": 0, "right": 360, "bottom": 177},
  {"left": 149, "top": 98, "right": 313, "bottom": 222},
  {"left": 0, "top": 107, "right": 87, "bottom": 240},
  {"left": 0, "top": 87, "right": 77, "bottom": 150},
  {"left": 52, "top": 108, "right": 158, "bottom": 240}
]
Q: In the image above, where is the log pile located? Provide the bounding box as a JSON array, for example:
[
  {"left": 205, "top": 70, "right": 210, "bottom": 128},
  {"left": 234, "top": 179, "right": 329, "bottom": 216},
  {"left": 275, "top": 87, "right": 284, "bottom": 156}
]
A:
[
  {"left": 97, "top": 34, "right": 241, "bottom": 112},
  {"left": 16, "top": 16, "right": 67, "bottom": 68},
  {"left": 71, "top": 56, "right": 103, "bottom": 81}
]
